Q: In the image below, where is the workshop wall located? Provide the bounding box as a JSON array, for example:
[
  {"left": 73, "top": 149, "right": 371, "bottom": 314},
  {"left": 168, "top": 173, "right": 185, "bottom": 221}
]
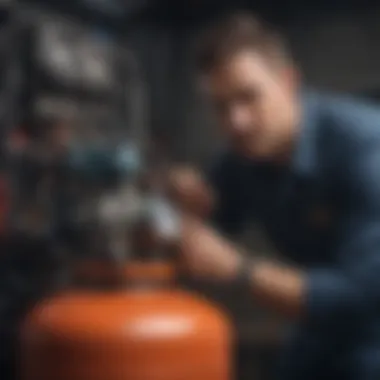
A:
[{"left": 292, "top": 8, "right": 380, "bottom": 93}]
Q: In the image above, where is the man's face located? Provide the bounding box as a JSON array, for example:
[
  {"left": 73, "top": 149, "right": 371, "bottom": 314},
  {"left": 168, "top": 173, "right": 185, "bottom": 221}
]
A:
[{"left": 202, "top": 50, "right": 299, "bottom": 160}]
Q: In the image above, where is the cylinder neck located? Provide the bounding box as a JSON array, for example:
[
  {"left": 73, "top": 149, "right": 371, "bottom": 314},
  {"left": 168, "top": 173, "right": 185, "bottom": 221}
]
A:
[{"left": 74, "top": 259, "right": 176, "bottom": 290}]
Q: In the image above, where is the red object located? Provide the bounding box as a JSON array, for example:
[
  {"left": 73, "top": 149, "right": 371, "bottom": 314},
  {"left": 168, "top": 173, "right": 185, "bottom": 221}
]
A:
[{"left": 19, "top": 262, "right": 234, "bottom": 380}]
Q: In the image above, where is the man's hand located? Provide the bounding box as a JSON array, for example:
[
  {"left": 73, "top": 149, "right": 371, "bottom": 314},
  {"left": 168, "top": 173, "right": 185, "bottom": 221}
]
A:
[
  {"left": 178, "top": 216, "right": 304, "bottom": 318},
  {"left": 166, "top": 168, "right": 305, "bottom": 318},
  {"left": 167, "top": 166, "right": 215, "bottom": 218},
  {"left": 178, "top": 216, "right": 243, "bottom": 282}
]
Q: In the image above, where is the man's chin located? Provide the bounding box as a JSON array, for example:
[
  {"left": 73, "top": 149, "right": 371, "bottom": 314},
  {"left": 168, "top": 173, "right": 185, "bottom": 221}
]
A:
[{"left": 234, "top": 145, "right": 271, "bottom": 162}]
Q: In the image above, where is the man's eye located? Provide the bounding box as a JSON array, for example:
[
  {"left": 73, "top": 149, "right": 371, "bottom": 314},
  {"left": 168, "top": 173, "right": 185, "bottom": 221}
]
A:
[{"left": 237, "top": 89, "right": 259, "bottom": 104}]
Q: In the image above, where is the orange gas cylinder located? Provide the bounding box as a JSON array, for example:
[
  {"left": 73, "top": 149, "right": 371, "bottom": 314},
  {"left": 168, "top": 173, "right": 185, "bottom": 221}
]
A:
[{"left": 19, "top": 261, "right": 234, "bottom": 380}]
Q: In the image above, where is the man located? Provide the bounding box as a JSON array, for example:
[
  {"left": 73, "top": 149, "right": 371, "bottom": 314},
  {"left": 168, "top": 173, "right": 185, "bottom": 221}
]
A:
[{"left": 168, "top": 12, "right": 380, "bottom": 380}]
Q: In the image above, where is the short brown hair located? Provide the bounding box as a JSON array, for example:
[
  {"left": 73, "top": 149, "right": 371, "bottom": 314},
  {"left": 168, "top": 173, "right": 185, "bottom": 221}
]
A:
[{"left": 195, "top": 12, "right": 290, "bottom": 74}]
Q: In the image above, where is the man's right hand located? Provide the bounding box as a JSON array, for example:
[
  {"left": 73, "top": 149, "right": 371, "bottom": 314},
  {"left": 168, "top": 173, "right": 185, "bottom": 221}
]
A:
[{"left": 166, "top": 166, "right": 215, "bottom": 219}]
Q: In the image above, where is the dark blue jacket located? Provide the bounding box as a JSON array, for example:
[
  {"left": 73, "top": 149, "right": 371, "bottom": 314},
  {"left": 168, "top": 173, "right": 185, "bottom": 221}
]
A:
[{"left": 208, "top": 91, "right": 380, "bottom": 379}]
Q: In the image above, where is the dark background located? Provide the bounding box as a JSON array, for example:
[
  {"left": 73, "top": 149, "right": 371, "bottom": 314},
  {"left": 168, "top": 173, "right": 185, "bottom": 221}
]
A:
[{"left": 3, "top": 0, "right": 380, "bottom": 378}]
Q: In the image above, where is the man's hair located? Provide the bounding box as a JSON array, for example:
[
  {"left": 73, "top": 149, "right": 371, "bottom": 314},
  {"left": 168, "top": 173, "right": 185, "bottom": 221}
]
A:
[{"left": 195, "top": 12, "right": 290, "bottom": 74}]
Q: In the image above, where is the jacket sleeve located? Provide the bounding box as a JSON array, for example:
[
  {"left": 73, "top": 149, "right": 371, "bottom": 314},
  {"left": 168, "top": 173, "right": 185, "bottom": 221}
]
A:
[{"left": 306, "top": 143, "right": 380, "bottom": 328}]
